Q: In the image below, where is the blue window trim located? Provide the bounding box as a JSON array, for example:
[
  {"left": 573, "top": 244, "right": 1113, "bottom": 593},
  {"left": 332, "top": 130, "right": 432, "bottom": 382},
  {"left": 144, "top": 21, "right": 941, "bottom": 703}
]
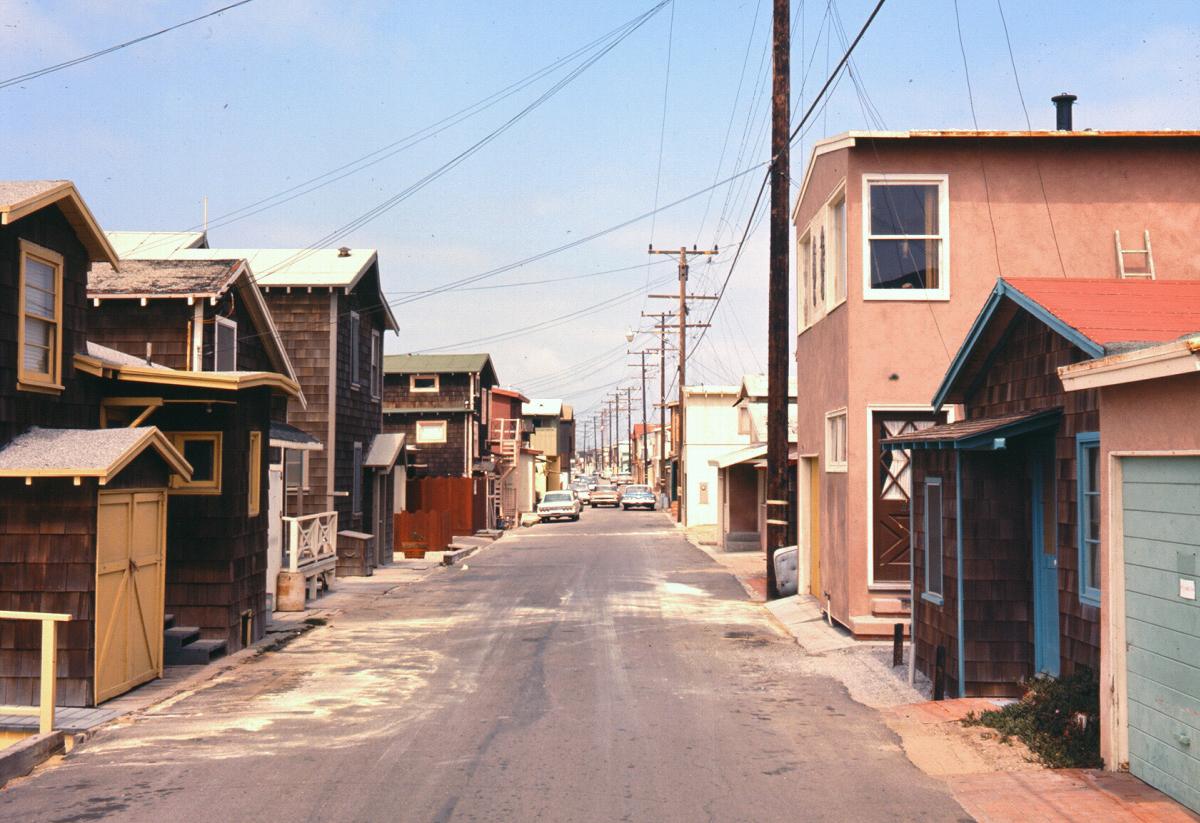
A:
[
  {"left": 1076, "top": 432, "right": 1101, "bottom": 608},
  {"left": 922, "top": 477, "right": 945, "bottom": 606}
]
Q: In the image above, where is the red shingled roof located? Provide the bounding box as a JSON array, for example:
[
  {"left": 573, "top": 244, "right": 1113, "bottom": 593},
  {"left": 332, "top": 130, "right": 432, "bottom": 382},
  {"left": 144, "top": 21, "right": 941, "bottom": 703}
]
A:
[{"left": 1004, "top": 278, "right": 1200, "bottom": 346}]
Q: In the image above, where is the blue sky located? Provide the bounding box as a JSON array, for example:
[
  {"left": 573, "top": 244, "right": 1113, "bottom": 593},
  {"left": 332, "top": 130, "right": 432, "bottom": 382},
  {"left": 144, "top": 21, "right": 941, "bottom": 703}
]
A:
[{"left": 3, "top": 0, "right": 1198, "bottom": 420}]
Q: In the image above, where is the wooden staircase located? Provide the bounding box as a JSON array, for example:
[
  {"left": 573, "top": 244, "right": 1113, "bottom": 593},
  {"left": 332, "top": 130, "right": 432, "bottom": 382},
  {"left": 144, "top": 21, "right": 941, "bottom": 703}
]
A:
[
  {"left": 490, "top": 418, "right": 523, "bottom": 525},
  {"left": 163, "top": 613, "right": 227, "bottom": 666}
]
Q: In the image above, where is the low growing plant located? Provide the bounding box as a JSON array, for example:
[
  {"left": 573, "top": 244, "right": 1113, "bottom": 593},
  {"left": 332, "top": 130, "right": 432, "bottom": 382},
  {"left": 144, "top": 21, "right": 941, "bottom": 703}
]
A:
[{"left": 962, "top": 668, "right": 1102, "bottom": 768}]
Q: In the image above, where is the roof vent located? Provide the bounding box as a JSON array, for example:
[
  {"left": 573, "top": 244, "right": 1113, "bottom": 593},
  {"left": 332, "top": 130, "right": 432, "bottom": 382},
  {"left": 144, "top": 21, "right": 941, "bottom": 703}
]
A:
[
  {"left": 1051, "top": 93, "right": 1077, "bottom": 131},
  {"left": 337, "top": 246, "right": 351, "bottom": 258}
]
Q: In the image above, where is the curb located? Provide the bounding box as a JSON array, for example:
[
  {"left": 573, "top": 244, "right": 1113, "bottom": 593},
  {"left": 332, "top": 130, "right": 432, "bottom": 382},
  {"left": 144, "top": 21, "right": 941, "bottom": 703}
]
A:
[{"left": 0, "top": 731, "right": 64, "bottom": 789}]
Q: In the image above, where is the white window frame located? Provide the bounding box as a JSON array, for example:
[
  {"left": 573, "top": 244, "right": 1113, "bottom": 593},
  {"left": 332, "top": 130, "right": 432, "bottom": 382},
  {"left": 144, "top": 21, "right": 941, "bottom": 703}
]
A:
[
  {"left": 797, "top": 183, "right": 848, "bottom": 330},
  {"left": 410, "top": 374, "right": 439, "bottom": 393},
  {"left": 369, "top": 329, "right": 382, "bottom": 399},
  {"left": 415, "top": 420, "right": 448, "bottom": 444},
  {"left": 214, "top": 315, "right": 238, "bottom": 372},
  {"left": 352, "top": 440, "right": 363, "bottom": 516},
  {"left": 861, "top": 173, "right": 950, "bottom": 301},
  {"left": 824, "top": 408, "right": 848, "bottom": 473},
  {"left": 923, "top": 477, "right": 944, "bottom": 605},
  {"left": 349, "top": 311, "right": 361, "bottom": 388},
  {"left": 17, "top": 239, "right": 64, "bottom": 392}
]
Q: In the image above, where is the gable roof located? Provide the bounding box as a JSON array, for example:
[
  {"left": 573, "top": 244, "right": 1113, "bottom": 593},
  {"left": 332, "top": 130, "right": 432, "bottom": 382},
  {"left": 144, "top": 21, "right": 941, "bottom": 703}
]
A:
[
  {"left": 0, "top": 180, "right": 119, "bottom": 265},
  {"left": 735, "top": 374, "right": 798, "bottom": 404},
  {"left": 87, "top": 259, "right": 300, "bottom": 389},
  {"left": 384, "top": 353, "right": 497, "bottom": 383},
  {"left": 89, "top": 258, "right": 243, "bottom": 298},
  {"left": 106, "top": 230, "right": 208, "bottom": 258},
  {"left": 0, "top": 426, "right": 191, "bottom": 483},
  {"left": 934, "top": 277, "right": 1200, "bottom": 409},
  {"left": 109, "top": 242, "right": 399, "bottom": 332}
]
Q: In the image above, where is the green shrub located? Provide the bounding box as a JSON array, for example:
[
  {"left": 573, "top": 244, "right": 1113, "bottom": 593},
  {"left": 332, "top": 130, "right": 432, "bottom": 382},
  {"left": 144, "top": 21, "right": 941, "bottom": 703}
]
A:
[{"left": 962, "top": 668, "right": 1102, "bottom": 768}]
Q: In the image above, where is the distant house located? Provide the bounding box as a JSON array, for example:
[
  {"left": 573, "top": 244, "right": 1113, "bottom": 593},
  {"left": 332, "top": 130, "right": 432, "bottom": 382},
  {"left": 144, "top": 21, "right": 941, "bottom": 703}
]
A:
[
  {"left": 382, "top": 353, "right": 499, "bottom": 533},
  {"left": 489, "top": 388, "right": 537, "bottom": 525},
  {"left": 710, "top": 375, "right": 797, "bottom": 553},
  {"left": 676, "top": 386, "right": 749, "bottom": 528},
  {"left": 112, "top": 239, "right": 403, "bottom": 578},
  {"left": 792, "top": 125, "right": 1200, "bottom": 637},
  {"left": 523, "top": 399, "right": 571, "bottom": 495}
]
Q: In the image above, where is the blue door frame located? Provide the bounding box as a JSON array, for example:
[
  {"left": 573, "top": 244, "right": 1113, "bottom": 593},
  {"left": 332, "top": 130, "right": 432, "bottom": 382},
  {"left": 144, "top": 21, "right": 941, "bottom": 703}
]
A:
[{"left": 1030, "top": 449, "right": 1060, "bottom": 676}]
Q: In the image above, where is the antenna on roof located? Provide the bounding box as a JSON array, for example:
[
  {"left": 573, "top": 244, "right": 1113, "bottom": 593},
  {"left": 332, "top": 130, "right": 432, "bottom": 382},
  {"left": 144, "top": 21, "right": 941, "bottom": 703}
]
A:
[{"left": 202, "top": 196, "right": 208, "bottom": 233}]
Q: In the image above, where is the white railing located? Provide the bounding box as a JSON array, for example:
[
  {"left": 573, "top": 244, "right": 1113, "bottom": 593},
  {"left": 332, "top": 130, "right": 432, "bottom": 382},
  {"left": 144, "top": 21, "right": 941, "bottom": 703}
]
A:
[
  {"left": 282, "top": 511, "right": 338, "bottom": 574},
  {"left": 0, "top": 610, "right": 71, "bottom": 734}
]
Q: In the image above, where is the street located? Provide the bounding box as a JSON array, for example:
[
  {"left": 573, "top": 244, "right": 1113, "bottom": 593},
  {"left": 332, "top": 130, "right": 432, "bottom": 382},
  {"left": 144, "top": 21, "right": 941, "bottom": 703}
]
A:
[{"left": 0, "top": 509, "right": 966, "bottom": 822}]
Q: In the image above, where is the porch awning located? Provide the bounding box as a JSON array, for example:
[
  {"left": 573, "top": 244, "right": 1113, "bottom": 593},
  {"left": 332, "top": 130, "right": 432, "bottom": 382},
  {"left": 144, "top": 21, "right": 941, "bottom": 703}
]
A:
[
  {"left": 364, "top": 432, "right": 406, "bottom": 470},
  {"left": 881, "top": 409, "right": 1061, "bottom": 451},
  {"left": 269, "top": 421, "right": 323, "bottom": 451},
  {"left": 710, "top": 443, "right": 767, "bottom": 469}
]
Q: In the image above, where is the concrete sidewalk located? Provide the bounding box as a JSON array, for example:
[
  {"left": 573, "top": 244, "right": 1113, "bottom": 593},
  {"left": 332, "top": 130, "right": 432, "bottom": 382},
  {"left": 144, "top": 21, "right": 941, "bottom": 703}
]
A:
[{"left": 679, "top": 522, "right": 1199, "bottom": 823}]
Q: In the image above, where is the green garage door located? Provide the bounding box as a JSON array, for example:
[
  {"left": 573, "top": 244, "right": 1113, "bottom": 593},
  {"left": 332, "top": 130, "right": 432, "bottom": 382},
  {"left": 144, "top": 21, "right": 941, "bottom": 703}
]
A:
[{"left": 1122, "top": 457, "right": 1200, "bottom": 813}]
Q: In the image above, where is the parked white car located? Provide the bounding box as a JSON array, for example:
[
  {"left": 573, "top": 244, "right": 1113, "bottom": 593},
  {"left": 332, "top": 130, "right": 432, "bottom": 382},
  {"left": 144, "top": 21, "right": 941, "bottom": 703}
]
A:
[{"left": 536, "top": 490, "right": 581, "bottom": 522}]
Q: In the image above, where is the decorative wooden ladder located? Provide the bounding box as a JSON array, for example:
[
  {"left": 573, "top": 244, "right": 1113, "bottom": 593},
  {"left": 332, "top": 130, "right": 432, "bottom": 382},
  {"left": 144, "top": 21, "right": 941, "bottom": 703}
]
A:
[{"left": 1115, "top": 229, "right": 1156, "bottom": 279}]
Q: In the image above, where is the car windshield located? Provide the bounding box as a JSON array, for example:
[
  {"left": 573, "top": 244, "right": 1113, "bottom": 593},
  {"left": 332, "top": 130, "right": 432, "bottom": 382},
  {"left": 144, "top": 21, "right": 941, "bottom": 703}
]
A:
[
  {"left": 543, "top": 493, "right": 573, "bottom": 503},
  {"left": 625, "top": 486, "right": 651, "bottom": 493},
  {"left": 595, "top": 485, "right": 616, "bottom": 492}
]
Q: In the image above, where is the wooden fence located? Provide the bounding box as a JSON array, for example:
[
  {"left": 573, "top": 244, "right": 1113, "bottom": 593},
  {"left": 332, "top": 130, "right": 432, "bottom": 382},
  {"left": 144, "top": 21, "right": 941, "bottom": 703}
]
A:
[{"left": 394, "top": 509, "right": 452, "bottom": 558}]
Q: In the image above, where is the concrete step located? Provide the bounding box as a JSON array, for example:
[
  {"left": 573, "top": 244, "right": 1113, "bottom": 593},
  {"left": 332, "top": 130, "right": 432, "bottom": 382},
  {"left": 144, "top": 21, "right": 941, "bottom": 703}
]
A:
[
  {"left": 475, "top": 529, "right": 503, "bottom": 540},
  {"left": 163, "top": 613, "right": 176, "bottom": 630},
  {"left": 450, "top": 535, "right": 491, "bottom": 549},
  {"left": 847, "top": 614, "right": 911, "bottom": 638},
  {"left": 163, "top": 626, "right": 200, "bottom": 653},
  {"left": 166, "top": 638, "right": 227, "bottom": 666},
  {"left": 871, "top": 597, "right": 912, "bottom": 617}
]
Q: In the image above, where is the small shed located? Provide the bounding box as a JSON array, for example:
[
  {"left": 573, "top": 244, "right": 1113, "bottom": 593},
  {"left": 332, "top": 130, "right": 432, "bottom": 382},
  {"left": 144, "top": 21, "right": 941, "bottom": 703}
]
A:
[{"left": 0, "top": 426, "right": 191, "bottom": 706}]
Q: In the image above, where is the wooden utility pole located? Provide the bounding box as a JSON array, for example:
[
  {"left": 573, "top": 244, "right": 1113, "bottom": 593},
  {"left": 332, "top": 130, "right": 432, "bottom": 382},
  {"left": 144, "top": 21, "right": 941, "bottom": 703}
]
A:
[
  {"left": 649, "top": 246, "right": 718, "bottom": 525},
  {"left": 622, "top": 386, "right": 634, "bottom": 475},
  {"left": 765, "top": 0, "right": 791, "bottom": 596},
  {"left": 641, "top": 311, "right": 672, "bottom": 496},
  {"left": 628, "top": 349, "right": 655, "bottom": 483}
]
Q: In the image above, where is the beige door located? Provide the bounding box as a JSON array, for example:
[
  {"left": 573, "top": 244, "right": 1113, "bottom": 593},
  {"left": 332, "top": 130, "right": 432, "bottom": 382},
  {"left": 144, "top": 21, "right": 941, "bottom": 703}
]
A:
[{"left": 96, "top": 490, "right": 166, "bottom": 704}]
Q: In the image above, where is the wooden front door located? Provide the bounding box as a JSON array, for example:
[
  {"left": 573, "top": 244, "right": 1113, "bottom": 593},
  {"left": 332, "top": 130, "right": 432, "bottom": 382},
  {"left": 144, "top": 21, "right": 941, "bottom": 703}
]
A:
[
  {"left": 808, "top": 458, "right": 822, "bottom": 598},
  {"left": 96, "top": 491, "right": 166, "bottom": 704},
  {"left": 873, "top": 413, "right": 940, "bottom": 584}
]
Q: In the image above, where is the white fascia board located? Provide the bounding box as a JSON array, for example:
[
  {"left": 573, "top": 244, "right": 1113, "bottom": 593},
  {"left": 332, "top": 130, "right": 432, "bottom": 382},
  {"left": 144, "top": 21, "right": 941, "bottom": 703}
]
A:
[{"left": 1058, "top": 338, "right": 1200, "bottom": 391}]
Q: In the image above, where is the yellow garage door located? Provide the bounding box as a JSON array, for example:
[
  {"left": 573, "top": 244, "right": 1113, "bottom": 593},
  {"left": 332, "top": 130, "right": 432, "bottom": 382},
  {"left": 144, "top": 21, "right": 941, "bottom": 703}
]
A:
[{"left": 96, "top": 490, "right": 166, "bottom": 704}]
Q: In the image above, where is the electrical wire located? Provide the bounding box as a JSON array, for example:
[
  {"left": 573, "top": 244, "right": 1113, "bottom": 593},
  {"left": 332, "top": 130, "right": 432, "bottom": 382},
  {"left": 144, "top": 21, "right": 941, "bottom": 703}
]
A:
[{"left": 0, "top": 1, "right": 256, "bottom": 91}]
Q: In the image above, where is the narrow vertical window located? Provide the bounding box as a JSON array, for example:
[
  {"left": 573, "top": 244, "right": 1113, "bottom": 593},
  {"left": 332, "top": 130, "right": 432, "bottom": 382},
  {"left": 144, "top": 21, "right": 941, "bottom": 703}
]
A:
[
  {"left": 18, "top": 239, "right": 63, "bottom": 390},
  {"left": 369, "top": 329, "right": 382, "bottom": 399},
  {"left": 1076, "top": 432, "right": 1101, "bottom": 606},
  {"left": 924, "top": 478, "right": 944, "bottom": 602},
  {"left": 214, "top": 316, "right": 238, "bottom": 371},
  {"left": 248, "top": 431, "right": 262, "bottom": 516},
  {"left": 352, "top": 440, "right": 363, "bottom": 515},
  {"left": 819, "top": 226, "right": 826, "bottom": 304},
  {"left": 349, "top": 311, "right": 361, "bottom": 387},
  {"left": 825, "top": 409, "right": 848, "bottom": 472},
  {"left": 832, "top": 196, "right": 847, "bottom": 304}
]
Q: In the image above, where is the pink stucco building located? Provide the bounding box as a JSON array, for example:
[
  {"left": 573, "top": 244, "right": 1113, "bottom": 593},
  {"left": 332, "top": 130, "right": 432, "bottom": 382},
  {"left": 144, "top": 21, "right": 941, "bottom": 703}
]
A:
[{"left": 791, "top": 126, "right": 1200, "bottom": 636}]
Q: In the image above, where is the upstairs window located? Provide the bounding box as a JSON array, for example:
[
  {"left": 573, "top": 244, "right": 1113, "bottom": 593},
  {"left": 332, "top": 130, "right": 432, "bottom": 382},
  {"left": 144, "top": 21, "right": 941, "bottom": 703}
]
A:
[
  {"left": 170, "top": 432, "right": 222, "bottom": 494},
  {"left": 864, "top": 174, "right": 949, "bottom": 300},
  {"left": 349, "top": 311, "right": 361, "bottom": 387},
  {"left": 214, "top": 316, "right": 237, "bottom": 371},
  {"left": 410, "top": 374, "right": 439, "bottom": 393},
  {"left": 370, "top": 330, "right": 382, "bottom": 399},
  {"left": 352, "top": 441, "right": 363, "bottom": 516},
  {"left": 797, "top": 232, "right": 812, "bottom": 327},
  {"left": 825, "top": 409, "right": 848, "bottom": 472},
  {"left": 798, "top": 187, "right": 848, "bottom": 330},
  {"left": 18, "top": 240, "right": 63, "bottom": 391},
  {"left": 416, "top": 420, "right": 447, "bottom": 443},
  {"left": 831, "top": 196, "right": 847, "bottom": 304},
  {"left": 248, "top": 431, "right": 262, "bottom": 516}
]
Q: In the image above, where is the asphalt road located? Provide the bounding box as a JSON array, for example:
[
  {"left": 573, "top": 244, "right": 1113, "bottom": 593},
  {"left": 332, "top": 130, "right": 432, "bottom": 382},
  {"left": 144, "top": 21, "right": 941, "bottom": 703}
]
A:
[{"left": 0, "top": 508, "right": 968, "bottom": 822}]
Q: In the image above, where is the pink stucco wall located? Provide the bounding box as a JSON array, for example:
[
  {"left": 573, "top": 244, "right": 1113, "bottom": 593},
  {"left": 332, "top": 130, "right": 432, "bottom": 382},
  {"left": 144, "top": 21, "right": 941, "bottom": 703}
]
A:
[{"left": 794, "top": 134, "right": 1200, "bottom": 631}]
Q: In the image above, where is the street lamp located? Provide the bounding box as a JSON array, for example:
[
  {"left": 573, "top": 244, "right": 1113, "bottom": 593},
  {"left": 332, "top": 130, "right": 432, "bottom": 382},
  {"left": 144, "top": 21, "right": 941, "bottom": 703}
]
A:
[{"left": 625, "top": 328, "right": 635, "bottom": 343}]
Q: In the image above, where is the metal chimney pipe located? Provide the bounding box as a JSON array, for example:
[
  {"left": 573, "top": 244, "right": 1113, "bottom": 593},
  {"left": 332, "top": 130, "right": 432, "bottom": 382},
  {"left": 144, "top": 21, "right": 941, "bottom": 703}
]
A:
[{"left": 1051, "top": 93, "right": 1077, "bottom": 131}]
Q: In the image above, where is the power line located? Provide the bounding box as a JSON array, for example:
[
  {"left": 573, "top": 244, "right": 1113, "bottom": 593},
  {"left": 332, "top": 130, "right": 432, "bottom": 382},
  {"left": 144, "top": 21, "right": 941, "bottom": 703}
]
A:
[
  {"left": 0, "top": 1, "right": 257, "bottom": 91},
  {"left": 383, "top": 258, "right": 673, "bottom": 296},
  {"left": 253, "top": 1, "right": 671, "bottom": 281}
]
